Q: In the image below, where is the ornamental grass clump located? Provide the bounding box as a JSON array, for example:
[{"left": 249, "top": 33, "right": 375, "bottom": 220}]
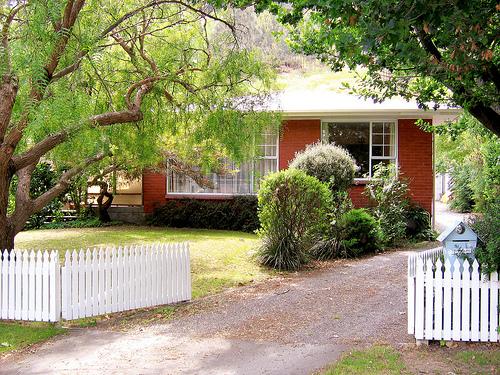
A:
[{"left": 257, "top": 169, "right": 332, "bottom": 271}]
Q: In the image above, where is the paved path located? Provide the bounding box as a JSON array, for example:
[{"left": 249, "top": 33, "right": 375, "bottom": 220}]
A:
[
  {"left": 1, "top": 249, "right": 421, "bottom": 375},
  {"left": 434, "top": 201, "right": 473, "bottom": 233}
]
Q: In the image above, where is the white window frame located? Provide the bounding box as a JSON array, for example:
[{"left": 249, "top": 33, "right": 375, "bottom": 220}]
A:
[
  {"left": 166, "top": 132, "right": 279, "bottom": 196},
  {"left": 321, "top": 119, "right": 398, "bottom": 180}
]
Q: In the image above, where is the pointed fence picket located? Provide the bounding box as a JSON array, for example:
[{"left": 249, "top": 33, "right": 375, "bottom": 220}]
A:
[
  {"left": 0, "top": 243, "right": 191, "bottom": 322},
  {"left": 408, "top": 251, "right": 500, "bottom": 343}
]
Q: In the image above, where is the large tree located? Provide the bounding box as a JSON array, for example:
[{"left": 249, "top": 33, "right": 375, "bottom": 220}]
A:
[
  {"left": 0, "top": 0, "right": 276, "bottom": 250},
  {"left": 221, "top": 0, "right": 500, "bottom": 135}
]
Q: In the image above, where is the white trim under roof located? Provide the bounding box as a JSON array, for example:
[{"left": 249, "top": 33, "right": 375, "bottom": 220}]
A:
[{"left": 266, "top": 90, "right": 462, "bottom": 122}]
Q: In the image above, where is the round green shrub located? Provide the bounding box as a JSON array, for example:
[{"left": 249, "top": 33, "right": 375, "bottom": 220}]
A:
[
  {"left": 338, "top": 209, "right": 382, "bottom": 257},
  {"left": 257, "top": 169, "right": 332, "bottom": 271},
  {"left": 289, "top": 142, "right": 357, "bottom": 192}
]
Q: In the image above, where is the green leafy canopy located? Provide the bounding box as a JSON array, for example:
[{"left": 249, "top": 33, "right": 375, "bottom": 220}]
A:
[
  {"left": 217, "top": 0, "right": 500, "bottom": 135},
  {"left": 4, "top": 1, "right": 280, "bottom": 176}
]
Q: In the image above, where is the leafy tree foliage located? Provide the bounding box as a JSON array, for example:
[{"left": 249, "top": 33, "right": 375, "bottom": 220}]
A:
[
  {"left": 0, "top": 1, "right": 278, "bottom": 249},
  {"left": 219, "top": 0, "right": 500, "bottom": 135},
  {"left": 433, "top": 114, "right": 499, "bottom": 212},
  {"left": 470, "top": 198, "right": 500, "bottom": 273}
]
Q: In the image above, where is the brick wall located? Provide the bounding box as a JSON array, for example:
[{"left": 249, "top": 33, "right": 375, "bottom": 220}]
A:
[
  {"left": 142, "top": 117, "right": 433, "bottom": 214},
  {"left": 397, "top": 119, "right": 433, "bottom": 212},
  {"left": 142, "top": 171, "right": 166, "bottom": 213},
  {"left": 279, "top": 119, "right": 321, "bottom": 169},
  {"left": 349, "top": 185, "right": 370, "bottom": 207}
]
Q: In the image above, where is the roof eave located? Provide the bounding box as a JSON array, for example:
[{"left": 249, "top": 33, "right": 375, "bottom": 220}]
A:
[{"left": 280, "top": 108, "right": 462, "bottom": 119}]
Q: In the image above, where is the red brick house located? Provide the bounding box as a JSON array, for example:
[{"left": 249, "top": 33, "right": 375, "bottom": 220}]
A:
[{"left": 104, "top": 91, "right": 460, "bottom": 224}]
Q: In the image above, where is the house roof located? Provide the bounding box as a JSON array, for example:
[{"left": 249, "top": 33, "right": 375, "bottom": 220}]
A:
[{"left": 266, "top": 90, "right": 462, "bottom": 122}]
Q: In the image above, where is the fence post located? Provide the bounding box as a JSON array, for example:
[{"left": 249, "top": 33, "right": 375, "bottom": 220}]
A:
[
  {"left": 414, "top": 257, "right": 424, "bottom": 339},
  {"left": 425, "top": 259, "right": 434, "bottom": 340},
  {"left": 14, "top": 250, "right": 22, "bottom": 320},
  {"left": 461, "top": 259, "right": 471, "bottom": 341},
  {"left": 480, "top": 272, "right": 490, "bottom": 341},
  {"left": 471, "top": 260, "right": 480, "bottom": 341},
  {"left": 452, "top": 259, "right": 461, "bottom": 341},
  {"left": 490, "top": 271, "right": 499, "bottom": 342},
  {"left": 407, "top": 255, "right": 415, "bottom": 334},
  {"left": 186, "top": 243, "right": 192, "bottom": 301},
  {"left": 434, "top": 259, "right": 444, "bottom": 340},
  {"left": 50, "top": 251, "right": 61, "bottom": 322}
]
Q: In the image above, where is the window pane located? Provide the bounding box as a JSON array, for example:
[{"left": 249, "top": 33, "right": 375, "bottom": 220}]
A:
[
  {"left": 168, "top": 127, "right": 278, "bottom": 194},
  {"left": 372, "top": 134, "right": 384, "bottom": 144},
  {"left": 372, "top": 122, "right": 384, "bottom": 133},
  {"left": 372, "top": 145, "right": 383, "bottom": 157},
  {"left": 327, "top": 122, "right": 370, "bottom": 177},
  {"left": 371, "top": 122, "right": 396, "bottom": 159}
]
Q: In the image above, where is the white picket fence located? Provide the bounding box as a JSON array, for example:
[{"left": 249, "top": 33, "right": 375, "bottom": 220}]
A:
[
  {"left": 0, "top": 250, "right": 60, "bottom": 322},
  {"left": 0, "top": 243, "right": 191, "bottom": 322},
  {"left": 408, "top": 252, "right": 499, "bottom": 343}
]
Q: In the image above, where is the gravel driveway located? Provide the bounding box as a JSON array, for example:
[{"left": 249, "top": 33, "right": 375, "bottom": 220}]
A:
[{"left": 0, "top": 248, "right": 424, "bottom": 375}]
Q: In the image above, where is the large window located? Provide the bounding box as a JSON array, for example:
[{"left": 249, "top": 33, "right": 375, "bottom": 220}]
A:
[
  {"left": 167, "top": 129, "right": 279, "bottom": 195},
  {"left": 322, "top": 121, "right": 397, "bottom": 178}
]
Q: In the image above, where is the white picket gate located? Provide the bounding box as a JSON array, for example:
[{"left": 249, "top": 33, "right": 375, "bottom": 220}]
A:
[
  {"left": 0, "top": 250, "right": 60, "bottom": 322},
  {"left": 408, "top": 251, "right": 499, "bottom": 343},
  {"left": 0, "top": 243, "right": 191, "bottom": 322}
]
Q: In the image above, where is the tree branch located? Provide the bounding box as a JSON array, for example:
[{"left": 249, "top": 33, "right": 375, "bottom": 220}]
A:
[
  {"left": 12, "top": 130, "right": 69, "bottom": 171},
  {"left": 468, "top": 104, "right": 500, "bottom": 137},
  {"left": 52, "top": 0, "right": 235, "bottom": 81},
  {"left": 1, "top": 2, "right": 26, "bottom": 73},
  {"left": 31, "top": 152, "right": 110, "bottom": 214}
]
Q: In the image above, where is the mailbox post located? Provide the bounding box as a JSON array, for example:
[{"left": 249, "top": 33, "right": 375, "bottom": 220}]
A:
[{"left": 437, "top": 220, "right": 479, "bottom": 271}]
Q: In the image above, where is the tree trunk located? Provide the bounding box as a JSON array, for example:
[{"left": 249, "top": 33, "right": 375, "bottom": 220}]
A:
[
  {"left": 0, "top": 166, "right": 15, "bottom": 251},
  {"left": 0, "top": 223, "right": 15, "bottom": 252},
  {"left": 97, "top": 182, "right": 113, "bottom": 223}
]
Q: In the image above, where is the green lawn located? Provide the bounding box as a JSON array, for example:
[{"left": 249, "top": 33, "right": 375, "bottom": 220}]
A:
[
  {"left": 323, "top": 346, "right": 409, "bottom": 375},
  {"left": 1, "top": 226, "right": 268, "bottom": 354},
  {"left": 15, "top": 226, "right": 269, "bottom": 299},
  {"left": 0, "top": 322, "right": 65, "bottom": 353},
  {"left": 455, "top": 350, "right": 500, "bottom": 367},
  {"left": 323, "top": 345, "right": 500, "bottom": 375}
]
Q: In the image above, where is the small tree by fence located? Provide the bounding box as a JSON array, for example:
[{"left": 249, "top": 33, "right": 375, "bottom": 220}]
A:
[
  {"left": 0, "top": 244, "right": 191, "bottom": 322},
  {"left": 408, "top": 248, "right": 499, "bottom": 343}
]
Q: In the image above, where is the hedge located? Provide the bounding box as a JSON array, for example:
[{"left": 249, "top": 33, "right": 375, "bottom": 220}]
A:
[{"left": 148, "top": 196, "right": 258, "bottom": 232}]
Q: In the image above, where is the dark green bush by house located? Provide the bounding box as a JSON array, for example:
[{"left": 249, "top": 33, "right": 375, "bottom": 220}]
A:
[
  {"left": 337, "top": 209, "right": 382, "bottom": 257},
  {"left": 149, "top": 196, "right": 259, "bottom": 232},
  {"left": 257, "top": 169, "right": 332, "bottom": 271},
  {"left": 311, "top": 208, "right": 382, "bottom": 260},
  {"left": 405, "top": 204, "right": 434, "bottom": 241}
]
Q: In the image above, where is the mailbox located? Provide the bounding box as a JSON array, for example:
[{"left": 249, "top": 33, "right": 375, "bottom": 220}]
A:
[{"left": 437, "top": 220, "right": 479, "bottom": 270}]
